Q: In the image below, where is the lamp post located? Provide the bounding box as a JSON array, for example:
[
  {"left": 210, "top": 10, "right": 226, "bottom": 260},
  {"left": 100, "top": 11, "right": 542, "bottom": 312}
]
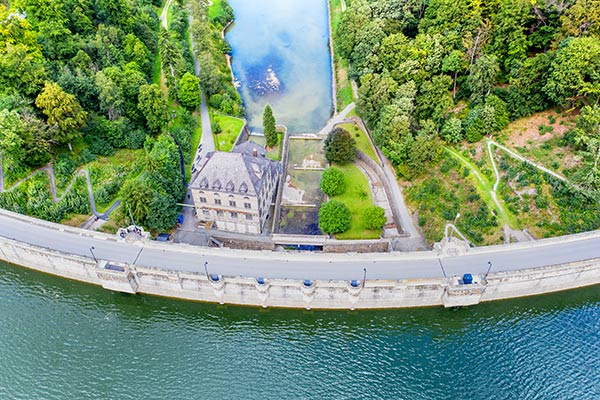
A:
[
  {"left": 362, "top": 267, "right": 367, "bottom": 288},
  {"left": 89, "top": 246, "right": 97, "bottom": 263},
  {"left": 485, "top": 261, "right": 493, "bottom": 279},
  {"left": 204, "top": 261, "right": 209, "bottom": 280}
]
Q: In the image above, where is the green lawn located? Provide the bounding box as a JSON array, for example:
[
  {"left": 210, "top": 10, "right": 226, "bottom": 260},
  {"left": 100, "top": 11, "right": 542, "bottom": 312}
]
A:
[
  {"left": 213, "top": 113, "right": 245, "bottom": 152},
  {"left": 330, "top": 163, "right": 381, "bottom": 240},
  {"left": 207, "top": 0, "right": 222, "bottom": 21},
  {"left": 267, "top": 133, "right": 284, "bottom": 161},
  {"left": 339, "top": 122, "right": 378, "bottom": 161}
]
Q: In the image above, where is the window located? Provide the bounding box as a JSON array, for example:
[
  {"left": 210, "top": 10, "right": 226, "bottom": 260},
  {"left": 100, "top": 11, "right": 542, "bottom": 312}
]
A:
[
  {"left": 244, "top": 202, "right": 251, "bottom": 209},
  {"left": 216, "top": 210, "right": 224, "bottom": 217},
  {"left": 214, "top": 199, "right": 221, "bottom": 205},
  {"left": 229, "top": 200, "right": 236, "bottom": 207},
  {"left": 231, "top": 212, "right": 238, "bottom": 219},
  {"left": 245, "top": 214, "right": 253, "bottom": 220},
  {"left": 200, "top": 197, "right": 207, "bottom": 203},
  {"left": 202, "top": 208, "right": 209, "bottom": 215}
]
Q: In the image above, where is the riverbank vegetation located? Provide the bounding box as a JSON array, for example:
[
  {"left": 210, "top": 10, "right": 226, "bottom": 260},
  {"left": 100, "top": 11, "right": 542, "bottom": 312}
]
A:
[
  {"left": 191, "top": 0, "right": 242, "bottom": 117},
  {"left": 0, "top": 0, "right": 197, "bottom": 233},
  {"left": 333, "top": 0, "right": 600, "bottom": 243}
]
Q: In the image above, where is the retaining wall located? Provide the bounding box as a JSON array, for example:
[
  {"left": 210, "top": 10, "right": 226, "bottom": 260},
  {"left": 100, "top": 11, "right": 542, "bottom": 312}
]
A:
[{"left": 2, "top": 235, "right": 599, "bottom": 309}]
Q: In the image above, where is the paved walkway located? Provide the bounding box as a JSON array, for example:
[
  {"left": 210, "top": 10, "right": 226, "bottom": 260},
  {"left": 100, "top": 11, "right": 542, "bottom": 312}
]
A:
[
  {"left": 316, "top": 103, "right": 355, "bottom": 136},
  {"left": 354, "top": 158, "right": 396, "bottom": 233}
]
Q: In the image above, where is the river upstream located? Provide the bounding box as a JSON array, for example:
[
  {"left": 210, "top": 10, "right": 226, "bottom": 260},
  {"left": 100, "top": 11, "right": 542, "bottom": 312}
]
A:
[
  {"left": 1, "top": 262, "right": 600, "bottom": 398},
  {"left": 227, "top": 0, "right": 334, "bottom": 132}
]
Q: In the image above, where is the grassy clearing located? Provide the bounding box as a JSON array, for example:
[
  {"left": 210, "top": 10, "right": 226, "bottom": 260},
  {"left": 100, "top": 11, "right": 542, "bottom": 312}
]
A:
[
  {"left": 87, "top": 149, "right": 145, "bottom": 212},
  {"left": 213, "top": 113, "right": 244, "bottom": 152},
  {"left": 207, "top": 0, "right": 222, "bottom": 21},
  {"left": 331, "top": 163, "right": 380, "bottom": 240},
  {"left": 339, "top": 121, "right": 377, "bottom": 161},
  {"left": 403, "top": 153, "right": 503, "bottom": 245}
]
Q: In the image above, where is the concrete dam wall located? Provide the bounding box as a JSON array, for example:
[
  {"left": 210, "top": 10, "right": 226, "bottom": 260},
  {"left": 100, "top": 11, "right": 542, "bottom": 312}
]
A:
[{"left": 1, "top": 234, "right": 599, "bottom": 309}]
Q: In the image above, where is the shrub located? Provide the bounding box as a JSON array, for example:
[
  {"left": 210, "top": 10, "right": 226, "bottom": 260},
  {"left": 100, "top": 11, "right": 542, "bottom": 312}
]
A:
[
  {"left": 363, "top": 206, "right": 386, "bottom": 230},
  {"left": 318, "top": 200, "right": 351, "bottom": 234},
  {"left": 324, "top": 127, "right": 356, "bottom": 164},
  {"left": 320, "top": 167, "right": 346, "bottom": 196}
]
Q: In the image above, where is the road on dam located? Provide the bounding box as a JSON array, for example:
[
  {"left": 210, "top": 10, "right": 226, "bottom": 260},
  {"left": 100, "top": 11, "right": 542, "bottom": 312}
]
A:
[{"left": 1, "top": 210, "right": 599, "bottom": 281}]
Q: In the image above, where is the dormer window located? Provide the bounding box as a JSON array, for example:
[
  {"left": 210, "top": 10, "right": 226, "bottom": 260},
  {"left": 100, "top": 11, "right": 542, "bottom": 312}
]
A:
[
  {"left": 239, "top": 182, "right": 248, "bottom": 193},
  {"left": 200, "top": 177, "right": 209, "bottom": 189},
  {"left": 212, "top": 179, "right": 222, "bottom": 190},
  {"left": 226, "top": 180, "right": 235, "bottom": 192}
]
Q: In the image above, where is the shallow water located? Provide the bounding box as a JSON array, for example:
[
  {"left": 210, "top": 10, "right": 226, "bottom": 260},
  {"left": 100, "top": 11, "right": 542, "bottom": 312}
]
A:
[
  {"left": 226, "top": 0, "right": 334, "bottom": 133},
  {"left": 1, "top": 261, "right": 600, "bottom": 399}
]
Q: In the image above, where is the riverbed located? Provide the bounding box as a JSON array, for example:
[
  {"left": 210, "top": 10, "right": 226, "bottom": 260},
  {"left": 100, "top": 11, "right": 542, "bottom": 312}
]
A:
[
  {"left": 1, "top": 261, "right": 599, "bottom": 398},
  {"left": 226, "top": 0, "right": 334, "bottom": 133}
]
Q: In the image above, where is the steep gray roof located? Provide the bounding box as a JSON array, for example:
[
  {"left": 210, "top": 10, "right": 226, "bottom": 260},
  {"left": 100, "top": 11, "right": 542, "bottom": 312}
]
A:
[
  {"left": 190, "top": 143, "right": 281, "bottom": 196},
  {"left": 232, "top": 140, "right": 267, "bottom": 158}
]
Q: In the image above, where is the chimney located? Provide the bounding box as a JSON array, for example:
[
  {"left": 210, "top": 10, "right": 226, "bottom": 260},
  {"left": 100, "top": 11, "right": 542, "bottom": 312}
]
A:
[{"left": 252, "top": 148, "right": 258, "bottom": 157}]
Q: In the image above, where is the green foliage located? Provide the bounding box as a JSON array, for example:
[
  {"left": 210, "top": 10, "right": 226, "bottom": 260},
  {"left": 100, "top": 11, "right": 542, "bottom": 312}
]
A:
[
  {"left": 363, "top": 206, "right": 386, "bottom": 230},
  {"left": 320, "top": 167, "right": 346, "bottom": 196},
  {"left": 324, "top": 127, "right": 356, "bottom": 165},
  {"left": 441, "top": 117, "right": 463, "bottom": 143},
  {"left": 178, "top": 72, "right": 201, "bottom": 110},
  {"left": 262, "top": 104, "right": 277, "bottom": 148},
  {"left": 35, "top": 81, "right": 87, "bottom": 144},
  {"left": 318, "top": 200, "right": 351, "bottom": 234},
  {"left": 138, "top": 84, "right": 168, "bottom": 134}
]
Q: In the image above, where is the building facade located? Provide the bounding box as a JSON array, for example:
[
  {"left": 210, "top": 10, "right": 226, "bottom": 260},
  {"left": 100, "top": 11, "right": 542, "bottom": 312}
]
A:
[{"left": 190, "top": 141, "right": 281, "bottom": 234}]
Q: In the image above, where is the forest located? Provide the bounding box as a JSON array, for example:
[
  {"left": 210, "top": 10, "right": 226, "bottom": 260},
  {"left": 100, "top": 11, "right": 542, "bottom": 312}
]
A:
[
  {"left": 0, "top": 0, "right": 229, "bottom": 231},
  {"left": 337, "top": 0, "right": 600, "bottom": 194}
]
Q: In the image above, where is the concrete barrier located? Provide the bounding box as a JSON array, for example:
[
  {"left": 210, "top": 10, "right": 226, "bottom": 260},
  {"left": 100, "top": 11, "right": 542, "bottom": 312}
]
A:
[{"left": 1, "top": 234, "right": 599, "bottom": 309}]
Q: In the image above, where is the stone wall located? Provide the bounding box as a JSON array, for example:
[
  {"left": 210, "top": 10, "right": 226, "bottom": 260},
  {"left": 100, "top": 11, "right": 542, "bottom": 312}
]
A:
[{"left": 2, "top": 235, "right": 599, "bottom": 310}]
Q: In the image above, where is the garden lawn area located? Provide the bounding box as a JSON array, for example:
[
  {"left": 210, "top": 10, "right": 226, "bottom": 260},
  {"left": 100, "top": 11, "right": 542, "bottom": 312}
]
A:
[
  {"left": 330, "top": 163, "right": 380, "bottom": 240},
  {"left": 213, "top": 113, "right": 244, "bottom": 152},
  {"left": 339, "top": 122, "right": 377, "bottom": 161},
  {"left": 207, "top": 0, "right": 222, "bottom": 21},
  {"left": 267, "top": 133, "right": 283, "bottom": 161},
  {"left": 329, "top": 0, "right": 353, "bottom": 109}
]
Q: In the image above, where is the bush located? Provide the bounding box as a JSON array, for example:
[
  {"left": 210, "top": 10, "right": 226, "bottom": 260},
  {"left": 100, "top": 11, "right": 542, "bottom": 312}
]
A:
[
  {"left": 320, "top": 167, "right": 346, "bottom": 196},
  {"left": 318, "top": 200, "right": 351, "bottom": 234},
  {"left": 324, "top": 127, "right": 356, "bottom": 164},
  {"left": 363, "top": 206, "right": 386, "bottom": 230}
]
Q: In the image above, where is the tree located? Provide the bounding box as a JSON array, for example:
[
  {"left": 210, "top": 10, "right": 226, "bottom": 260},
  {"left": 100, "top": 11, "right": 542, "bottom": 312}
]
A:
[
  {"left": 0, "top": 110, "right": 26, "bottom": 171},
  {"left": 120, "top": 180, "right": 153, "bottom": 226},
  {"left": 544, "top": 37, "right": 600, "bottom": 106},
  {"left": 324, "top": 127, "right": 356, "bottom": 165},
  {"left": 138, "top": 84, "right": 168, "bottom": 134},
  {"left": 318, "top": 200, "right": 351, "bottom": 234},
  {"left": 146, "top": 192, "right": 178, "bottom": 231},
  {"left": 441, "top": 117, "right": 463, "bottom": 143},
  {"left": 363, "top": 206, "right": 386, "bottom": 230},
  {"left": 35, "top": 81, "right": 87, "bottom": 145},
  {"left": 320, "top": 167, "right": 346, "bottom": 196},
  {"left": 178, "top": 72, "right": 201, "bottom": 110},
  {"left": 263, "top": 104, "right": 277, "bottom": 147},
  {"left": 467, "top": 55, "right": 499, "bottom": 104}
]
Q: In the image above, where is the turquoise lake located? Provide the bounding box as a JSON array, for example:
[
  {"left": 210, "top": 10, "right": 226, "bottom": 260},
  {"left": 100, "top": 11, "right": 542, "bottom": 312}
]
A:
[
  {"left": 226, "top": 0, "right": 334, "bottom": 133},
  {"left": 1, "top": 261, "right": 600, "bottom": 399}
]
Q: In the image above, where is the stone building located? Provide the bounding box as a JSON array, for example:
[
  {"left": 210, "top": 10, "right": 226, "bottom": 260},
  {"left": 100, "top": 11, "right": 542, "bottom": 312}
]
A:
[{"left": 189, "top": 141, "right": 281, "bottom": 234}]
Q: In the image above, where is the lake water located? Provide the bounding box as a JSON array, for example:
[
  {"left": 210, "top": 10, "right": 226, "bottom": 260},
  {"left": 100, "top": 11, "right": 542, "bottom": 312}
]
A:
[
  {"left": 1, "top": 261, "right": 600, "bottom": 399},
  {"left": 226, "top": 0, "right": 334, "bottom": 133}
]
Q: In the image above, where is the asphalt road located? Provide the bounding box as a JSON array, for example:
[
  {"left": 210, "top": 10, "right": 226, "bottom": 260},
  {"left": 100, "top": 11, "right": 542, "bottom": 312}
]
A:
[{"left": 1, "top": 211, "right": 599, "bottom": 282}]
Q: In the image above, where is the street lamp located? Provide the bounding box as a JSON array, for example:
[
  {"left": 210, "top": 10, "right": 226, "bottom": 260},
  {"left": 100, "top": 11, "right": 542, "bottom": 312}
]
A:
[
  {"left": 362, "top": 267, "right": 367, "bottom": 288},
  {"left": 204, "top": 261, "right": 209, "bottom": 280},
  {"left": 485, "top": 261, "right": 493, "bottom": 278},
  {"left": 89, "top": 246, "right": 97, "bottom": 263}
]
